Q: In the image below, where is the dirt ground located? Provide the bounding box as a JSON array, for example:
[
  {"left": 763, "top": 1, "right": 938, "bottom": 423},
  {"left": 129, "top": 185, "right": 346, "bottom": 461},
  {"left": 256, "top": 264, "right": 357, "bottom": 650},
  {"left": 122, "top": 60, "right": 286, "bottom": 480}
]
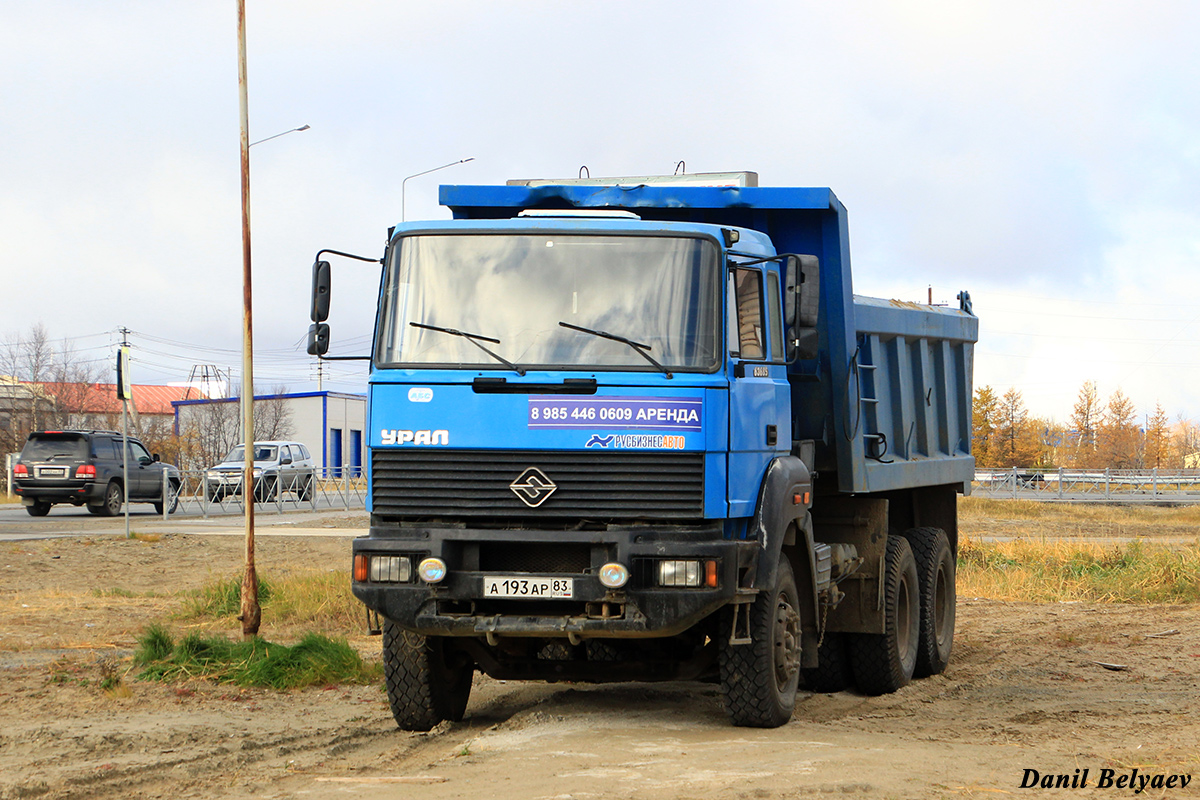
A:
[{"left": 1, "top": 517, "right": 1198, "bottom": 799}]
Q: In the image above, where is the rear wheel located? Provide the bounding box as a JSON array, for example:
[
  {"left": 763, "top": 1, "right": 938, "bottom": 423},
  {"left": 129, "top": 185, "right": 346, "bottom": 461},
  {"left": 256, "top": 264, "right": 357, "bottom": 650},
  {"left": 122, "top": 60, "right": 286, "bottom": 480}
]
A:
[
  {"left": 382, "top": 620, "right": 473, "bottom": 731},
  {"left": 903, "top": 527, "right": 955, "bottom": 677},
  {"left": 801, "top": 630, "right": 853, "bottom": 693},
  {"left": 847, "top": 535, "right": 919, "bottom": 695},
  {"left": 298, "top": 476, "right": 314, "bottom": 502},
  {"left": 26, "top": 501, "right": 51, "bottom": 517},
  {"left": 719, "top": 558, "right": 801, "bottom": 728},
  {"left": 100, "top": 482, "right": 123, "bottom": 517}
]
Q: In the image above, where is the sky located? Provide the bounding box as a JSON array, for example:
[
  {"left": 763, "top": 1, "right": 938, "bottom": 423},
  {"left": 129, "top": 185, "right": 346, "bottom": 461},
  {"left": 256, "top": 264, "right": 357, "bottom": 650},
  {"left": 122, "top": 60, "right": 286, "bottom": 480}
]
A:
[{"left": 2, "top": 1, "right": 1198, "bottom": 424}]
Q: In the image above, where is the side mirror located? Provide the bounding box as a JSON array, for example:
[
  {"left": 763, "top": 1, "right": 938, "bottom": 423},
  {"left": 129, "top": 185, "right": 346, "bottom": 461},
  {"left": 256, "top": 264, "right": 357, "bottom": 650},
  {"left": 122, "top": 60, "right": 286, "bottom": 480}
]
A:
[
  {"left": 307, "top": 323, "right": 330, "bottom": 356},
  {"left": 280, "top": 455, "right": 293, "bottom": 465},
  {"left": 152, "top": 453, "right": 161, "bottom": 462},
  {"left": 311, "top": 260, "right": 331, "bottom": 322},
  {"left": 785, "top": 255, "right": 820, "bottom": 361}
]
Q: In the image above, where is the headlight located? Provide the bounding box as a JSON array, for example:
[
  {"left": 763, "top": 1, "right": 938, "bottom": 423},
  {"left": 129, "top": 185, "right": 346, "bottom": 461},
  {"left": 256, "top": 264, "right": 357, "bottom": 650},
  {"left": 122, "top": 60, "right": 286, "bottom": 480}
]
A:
[
  {"left": 417, "top": 557, "right": 447, "bottom": 584},
  {"left": 598, "top": 562, "right": 630, "bottom": 589},
  {"left": 657, "top": 560, "right": 718, "bottom": 588},
  {"left": 358, "top": 555, "right": 411, "bottom": 583}
]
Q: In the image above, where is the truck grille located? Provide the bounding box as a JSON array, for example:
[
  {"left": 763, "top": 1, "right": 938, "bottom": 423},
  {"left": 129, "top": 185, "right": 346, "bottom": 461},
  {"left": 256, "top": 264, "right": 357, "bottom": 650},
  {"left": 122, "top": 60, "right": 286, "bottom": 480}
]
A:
[{"left": 372, "top": 449, "right": 704, "bottom": 521}]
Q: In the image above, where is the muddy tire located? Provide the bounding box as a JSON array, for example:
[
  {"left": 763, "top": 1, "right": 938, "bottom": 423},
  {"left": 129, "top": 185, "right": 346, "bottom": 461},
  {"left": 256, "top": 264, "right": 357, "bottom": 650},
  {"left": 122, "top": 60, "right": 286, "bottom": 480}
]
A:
[
  {"left": 719, "top": 558, "right": 802, "bottom": 728},
  {"left": 848, "top": 535, "right": 919, "bottom": 695},
  {"left": 382, "top": 620, "right": 473, "bottom": 732},
  {"left": 903, "top": 527, "right": 955, "bottom": 677},
  {"left": 801, "top": 630, "right": 853, "bottom": 693}
]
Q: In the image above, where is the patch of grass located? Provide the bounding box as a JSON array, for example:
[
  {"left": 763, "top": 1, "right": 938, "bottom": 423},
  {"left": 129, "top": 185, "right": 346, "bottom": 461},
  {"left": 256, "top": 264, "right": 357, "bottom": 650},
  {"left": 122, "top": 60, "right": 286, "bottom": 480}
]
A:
[
  {"left": 134, "top": 627, "right": 380, "bottom": 689},
  {"left": 182, "top": 571, "right": 362, "bottom": 631},
  {"left": 960, "top": 496, "right": 1200, "bottom": 527},
  {"left": 92, "top": 585, "right": 142, "bottom": 597},
  {"left": 184, "top": 576, "right": 273, "bottom": 618},
  {"left": 958, "top": 536, "right": 1200, "bottom": 603},
  {"left": 138, "top": 624, "right": 174, "bottom": 662}
]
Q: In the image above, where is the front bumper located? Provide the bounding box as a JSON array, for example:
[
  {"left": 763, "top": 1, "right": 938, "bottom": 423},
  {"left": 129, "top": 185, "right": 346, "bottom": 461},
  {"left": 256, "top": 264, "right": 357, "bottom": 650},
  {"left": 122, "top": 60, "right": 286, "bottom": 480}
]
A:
[{"left": 352, "top": 525, "right": 759, "bottom": 639}]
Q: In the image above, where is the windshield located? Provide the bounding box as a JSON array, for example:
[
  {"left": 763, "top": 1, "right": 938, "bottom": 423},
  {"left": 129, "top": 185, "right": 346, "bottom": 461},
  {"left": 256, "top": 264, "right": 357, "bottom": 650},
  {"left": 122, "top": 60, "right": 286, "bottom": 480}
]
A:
[
  {"left": 21, "top": 435, "right": 88, "bottom": 462},
  {"left": 376, "top": 233, "right": 721, "bottom": 371},
  {"left": 224, "top": 445, "right": 277, "bottom": 463}
]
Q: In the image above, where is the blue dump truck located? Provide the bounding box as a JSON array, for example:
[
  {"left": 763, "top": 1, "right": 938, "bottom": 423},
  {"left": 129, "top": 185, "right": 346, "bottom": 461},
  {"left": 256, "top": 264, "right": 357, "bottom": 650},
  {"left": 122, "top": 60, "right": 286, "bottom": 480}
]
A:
[{"left": 307, "top": 172, "right": 977, "bottom": 729}]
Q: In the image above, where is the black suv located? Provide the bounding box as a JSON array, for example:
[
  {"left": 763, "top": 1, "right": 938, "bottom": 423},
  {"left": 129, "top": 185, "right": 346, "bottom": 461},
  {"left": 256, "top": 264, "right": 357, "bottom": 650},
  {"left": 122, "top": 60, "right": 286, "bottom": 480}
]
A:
[{"left": 12, "top": 430, "right": 181, "bottom": 517}]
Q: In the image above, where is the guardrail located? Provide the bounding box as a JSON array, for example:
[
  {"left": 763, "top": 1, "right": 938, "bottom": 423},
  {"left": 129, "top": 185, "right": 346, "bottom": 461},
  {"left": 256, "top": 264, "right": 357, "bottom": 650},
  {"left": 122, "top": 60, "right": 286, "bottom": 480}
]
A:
[
  {"left": 974, "top": 468, "right": 1200, "bottom": 503},
  {"left": 160, "top": 467, "right": 367, "bottom": 519}
]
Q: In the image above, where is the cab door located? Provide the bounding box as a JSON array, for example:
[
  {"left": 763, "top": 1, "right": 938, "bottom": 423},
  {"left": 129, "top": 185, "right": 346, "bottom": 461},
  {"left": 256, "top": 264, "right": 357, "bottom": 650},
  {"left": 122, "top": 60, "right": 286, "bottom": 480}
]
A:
[{"left": 727, "top": 266, "right": 790, "bottom": 518}]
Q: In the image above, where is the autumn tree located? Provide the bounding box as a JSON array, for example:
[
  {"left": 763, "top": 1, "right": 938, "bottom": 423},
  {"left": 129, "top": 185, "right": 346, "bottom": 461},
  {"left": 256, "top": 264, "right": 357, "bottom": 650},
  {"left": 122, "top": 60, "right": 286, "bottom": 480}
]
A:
[
  {"left": 1143, "top": 403, "right": 1170, "bottom": 470},
  {"left": 1097, "top": 389, "right": 1140, "bottom": 469},
  {"left": 1067, "top": 380, "right": 1101, "bottom": 468},
  {"left": 995, "top": 388, "right": 1041, "bottom": 467},
  {"left": 971, "top": 386, "right": 1002, "bottom": 467}
]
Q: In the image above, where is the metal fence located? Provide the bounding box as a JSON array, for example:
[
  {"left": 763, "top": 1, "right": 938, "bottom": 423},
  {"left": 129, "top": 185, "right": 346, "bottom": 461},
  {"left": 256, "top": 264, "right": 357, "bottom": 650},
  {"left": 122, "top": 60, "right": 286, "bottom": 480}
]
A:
[
  {"left": 974, "top": 468, "right": 1200, "bottom": 503},
  {"left": 3, "top": 461, "right": 366, "bottom": 519},
  {"left": 169, "top": 467, "right": 367, "bottom": 518}
]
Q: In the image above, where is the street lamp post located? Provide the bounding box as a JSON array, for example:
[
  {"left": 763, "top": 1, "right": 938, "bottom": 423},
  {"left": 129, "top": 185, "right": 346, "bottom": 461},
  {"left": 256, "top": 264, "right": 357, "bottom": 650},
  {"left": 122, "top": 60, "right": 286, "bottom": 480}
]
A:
[
  {"left": 236, "top": 0, "right": 311, "bottom": 639},
  {"left": 250, "top": 124, "right": 310, "bottom": 148},
  {"left": 235, "top": 0, "right": 260, "bottom": 640},
  {"left": 402, "top": 158, "right": 475, "bottom": 222}
]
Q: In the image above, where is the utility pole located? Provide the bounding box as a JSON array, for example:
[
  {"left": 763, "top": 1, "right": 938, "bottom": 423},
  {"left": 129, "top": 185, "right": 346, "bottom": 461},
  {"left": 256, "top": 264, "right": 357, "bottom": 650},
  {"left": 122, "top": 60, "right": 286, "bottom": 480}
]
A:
[
  {"left": 117, "top": 328, "right": 132, "bottom": 539},
  {"left": 236, "top": 0, "right": 260, "bottom": 639}
]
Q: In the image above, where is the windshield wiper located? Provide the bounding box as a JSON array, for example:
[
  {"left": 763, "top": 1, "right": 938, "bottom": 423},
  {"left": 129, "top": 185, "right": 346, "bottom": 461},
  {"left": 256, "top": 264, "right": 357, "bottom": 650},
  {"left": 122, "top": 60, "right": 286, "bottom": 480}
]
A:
[
  {"left": 558, "top": 321, "right": 673, "bottom": 378},
  {"left": 410, "top": 322, "right": 526, "bottom": 376}
]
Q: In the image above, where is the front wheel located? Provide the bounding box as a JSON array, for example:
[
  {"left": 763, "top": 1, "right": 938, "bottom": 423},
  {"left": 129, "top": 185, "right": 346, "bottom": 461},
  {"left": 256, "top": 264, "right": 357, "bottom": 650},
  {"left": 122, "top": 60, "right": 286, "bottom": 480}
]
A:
[
  {"left": 254, "top": 477, "right": 277, "bottom": 503},
  {"left": 154, "top": 479, "right": 181, "bottom": 515},
  {"left": 719, "top": 558, "right": 802, "bottom": 728},
  {"left": 382, "top": 620, "right": 473, "bottom": 732},
  {"left": 847, "top": 535, "right": 919, "bottom": 695}
]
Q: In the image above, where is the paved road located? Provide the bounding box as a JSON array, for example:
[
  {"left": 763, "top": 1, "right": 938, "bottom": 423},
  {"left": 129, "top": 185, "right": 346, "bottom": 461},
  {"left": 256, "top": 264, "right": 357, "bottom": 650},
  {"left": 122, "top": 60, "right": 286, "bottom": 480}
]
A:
[{"left": 0, "top": 502, "right": 368, "bottom": 541}]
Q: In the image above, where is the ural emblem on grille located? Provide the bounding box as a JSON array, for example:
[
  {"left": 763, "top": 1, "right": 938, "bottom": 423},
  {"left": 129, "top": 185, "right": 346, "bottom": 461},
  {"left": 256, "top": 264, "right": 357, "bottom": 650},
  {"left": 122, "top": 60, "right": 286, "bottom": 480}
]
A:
[{"left": 509, "top": 467, "right": 557, "bottom": 507}]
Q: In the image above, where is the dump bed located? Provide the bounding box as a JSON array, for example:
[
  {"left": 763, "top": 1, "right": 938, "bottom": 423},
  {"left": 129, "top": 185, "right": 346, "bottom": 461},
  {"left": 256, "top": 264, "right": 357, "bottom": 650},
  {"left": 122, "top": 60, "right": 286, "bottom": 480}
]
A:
[{"left": 441, "top": 182, "right": 977, "bottom": 495}]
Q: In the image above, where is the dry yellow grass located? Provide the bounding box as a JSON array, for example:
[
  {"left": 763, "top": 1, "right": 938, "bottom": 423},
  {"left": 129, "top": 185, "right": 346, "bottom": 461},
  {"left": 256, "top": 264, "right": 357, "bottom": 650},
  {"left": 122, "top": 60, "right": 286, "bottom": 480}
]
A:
[
  {"left": 958, "top": 535, "right": 1200, "bottom": 603},
  {"left": 958, "top": 498, "right": 1200, "bottom": 603},
  {"left": 960, "top": 496, "right": 1200, "bottom": 541}
]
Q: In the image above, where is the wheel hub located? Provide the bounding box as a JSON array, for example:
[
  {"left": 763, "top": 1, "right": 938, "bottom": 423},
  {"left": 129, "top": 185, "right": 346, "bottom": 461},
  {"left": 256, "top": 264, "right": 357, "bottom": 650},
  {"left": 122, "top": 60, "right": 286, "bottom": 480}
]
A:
[{"left": 773, "top": 597, "right": 801, "bottom": 685}]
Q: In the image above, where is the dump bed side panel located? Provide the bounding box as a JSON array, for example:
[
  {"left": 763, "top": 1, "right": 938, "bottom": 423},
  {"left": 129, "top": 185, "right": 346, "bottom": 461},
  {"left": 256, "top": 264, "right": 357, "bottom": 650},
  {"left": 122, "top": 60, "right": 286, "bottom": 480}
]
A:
[{"left": 851, "top": 296, "right": 977, "bottom": 493}]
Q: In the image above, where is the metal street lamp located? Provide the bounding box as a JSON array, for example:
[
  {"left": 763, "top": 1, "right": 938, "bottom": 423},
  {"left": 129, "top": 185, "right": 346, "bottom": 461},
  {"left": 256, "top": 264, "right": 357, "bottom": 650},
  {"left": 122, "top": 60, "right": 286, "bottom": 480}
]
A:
[
  {"left": 250, "top": 124, "right": 310, "bottom": 148},
  {"left": 402, "top": 157, "right": 475, "bottom": 222}
]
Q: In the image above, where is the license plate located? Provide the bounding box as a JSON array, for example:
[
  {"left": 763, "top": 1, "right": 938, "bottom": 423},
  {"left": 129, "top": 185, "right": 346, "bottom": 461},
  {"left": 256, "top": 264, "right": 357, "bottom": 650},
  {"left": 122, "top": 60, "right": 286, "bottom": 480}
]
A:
[
  {"left": 482, "top": 576, "right": 573, "bottom": 599},
  {"left": 38, "top": 468, "right": 66, "bottom": 478}
]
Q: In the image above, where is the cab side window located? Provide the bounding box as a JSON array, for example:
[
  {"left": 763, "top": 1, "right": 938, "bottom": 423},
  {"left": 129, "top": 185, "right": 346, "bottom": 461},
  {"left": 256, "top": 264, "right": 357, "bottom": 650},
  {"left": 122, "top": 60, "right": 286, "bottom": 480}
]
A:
[
  {"left": 766, "top": 272, "right": 785, "bottom": 362},
  {"left": 728, "top": 268, "right": 765, "bottom": 359}
]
